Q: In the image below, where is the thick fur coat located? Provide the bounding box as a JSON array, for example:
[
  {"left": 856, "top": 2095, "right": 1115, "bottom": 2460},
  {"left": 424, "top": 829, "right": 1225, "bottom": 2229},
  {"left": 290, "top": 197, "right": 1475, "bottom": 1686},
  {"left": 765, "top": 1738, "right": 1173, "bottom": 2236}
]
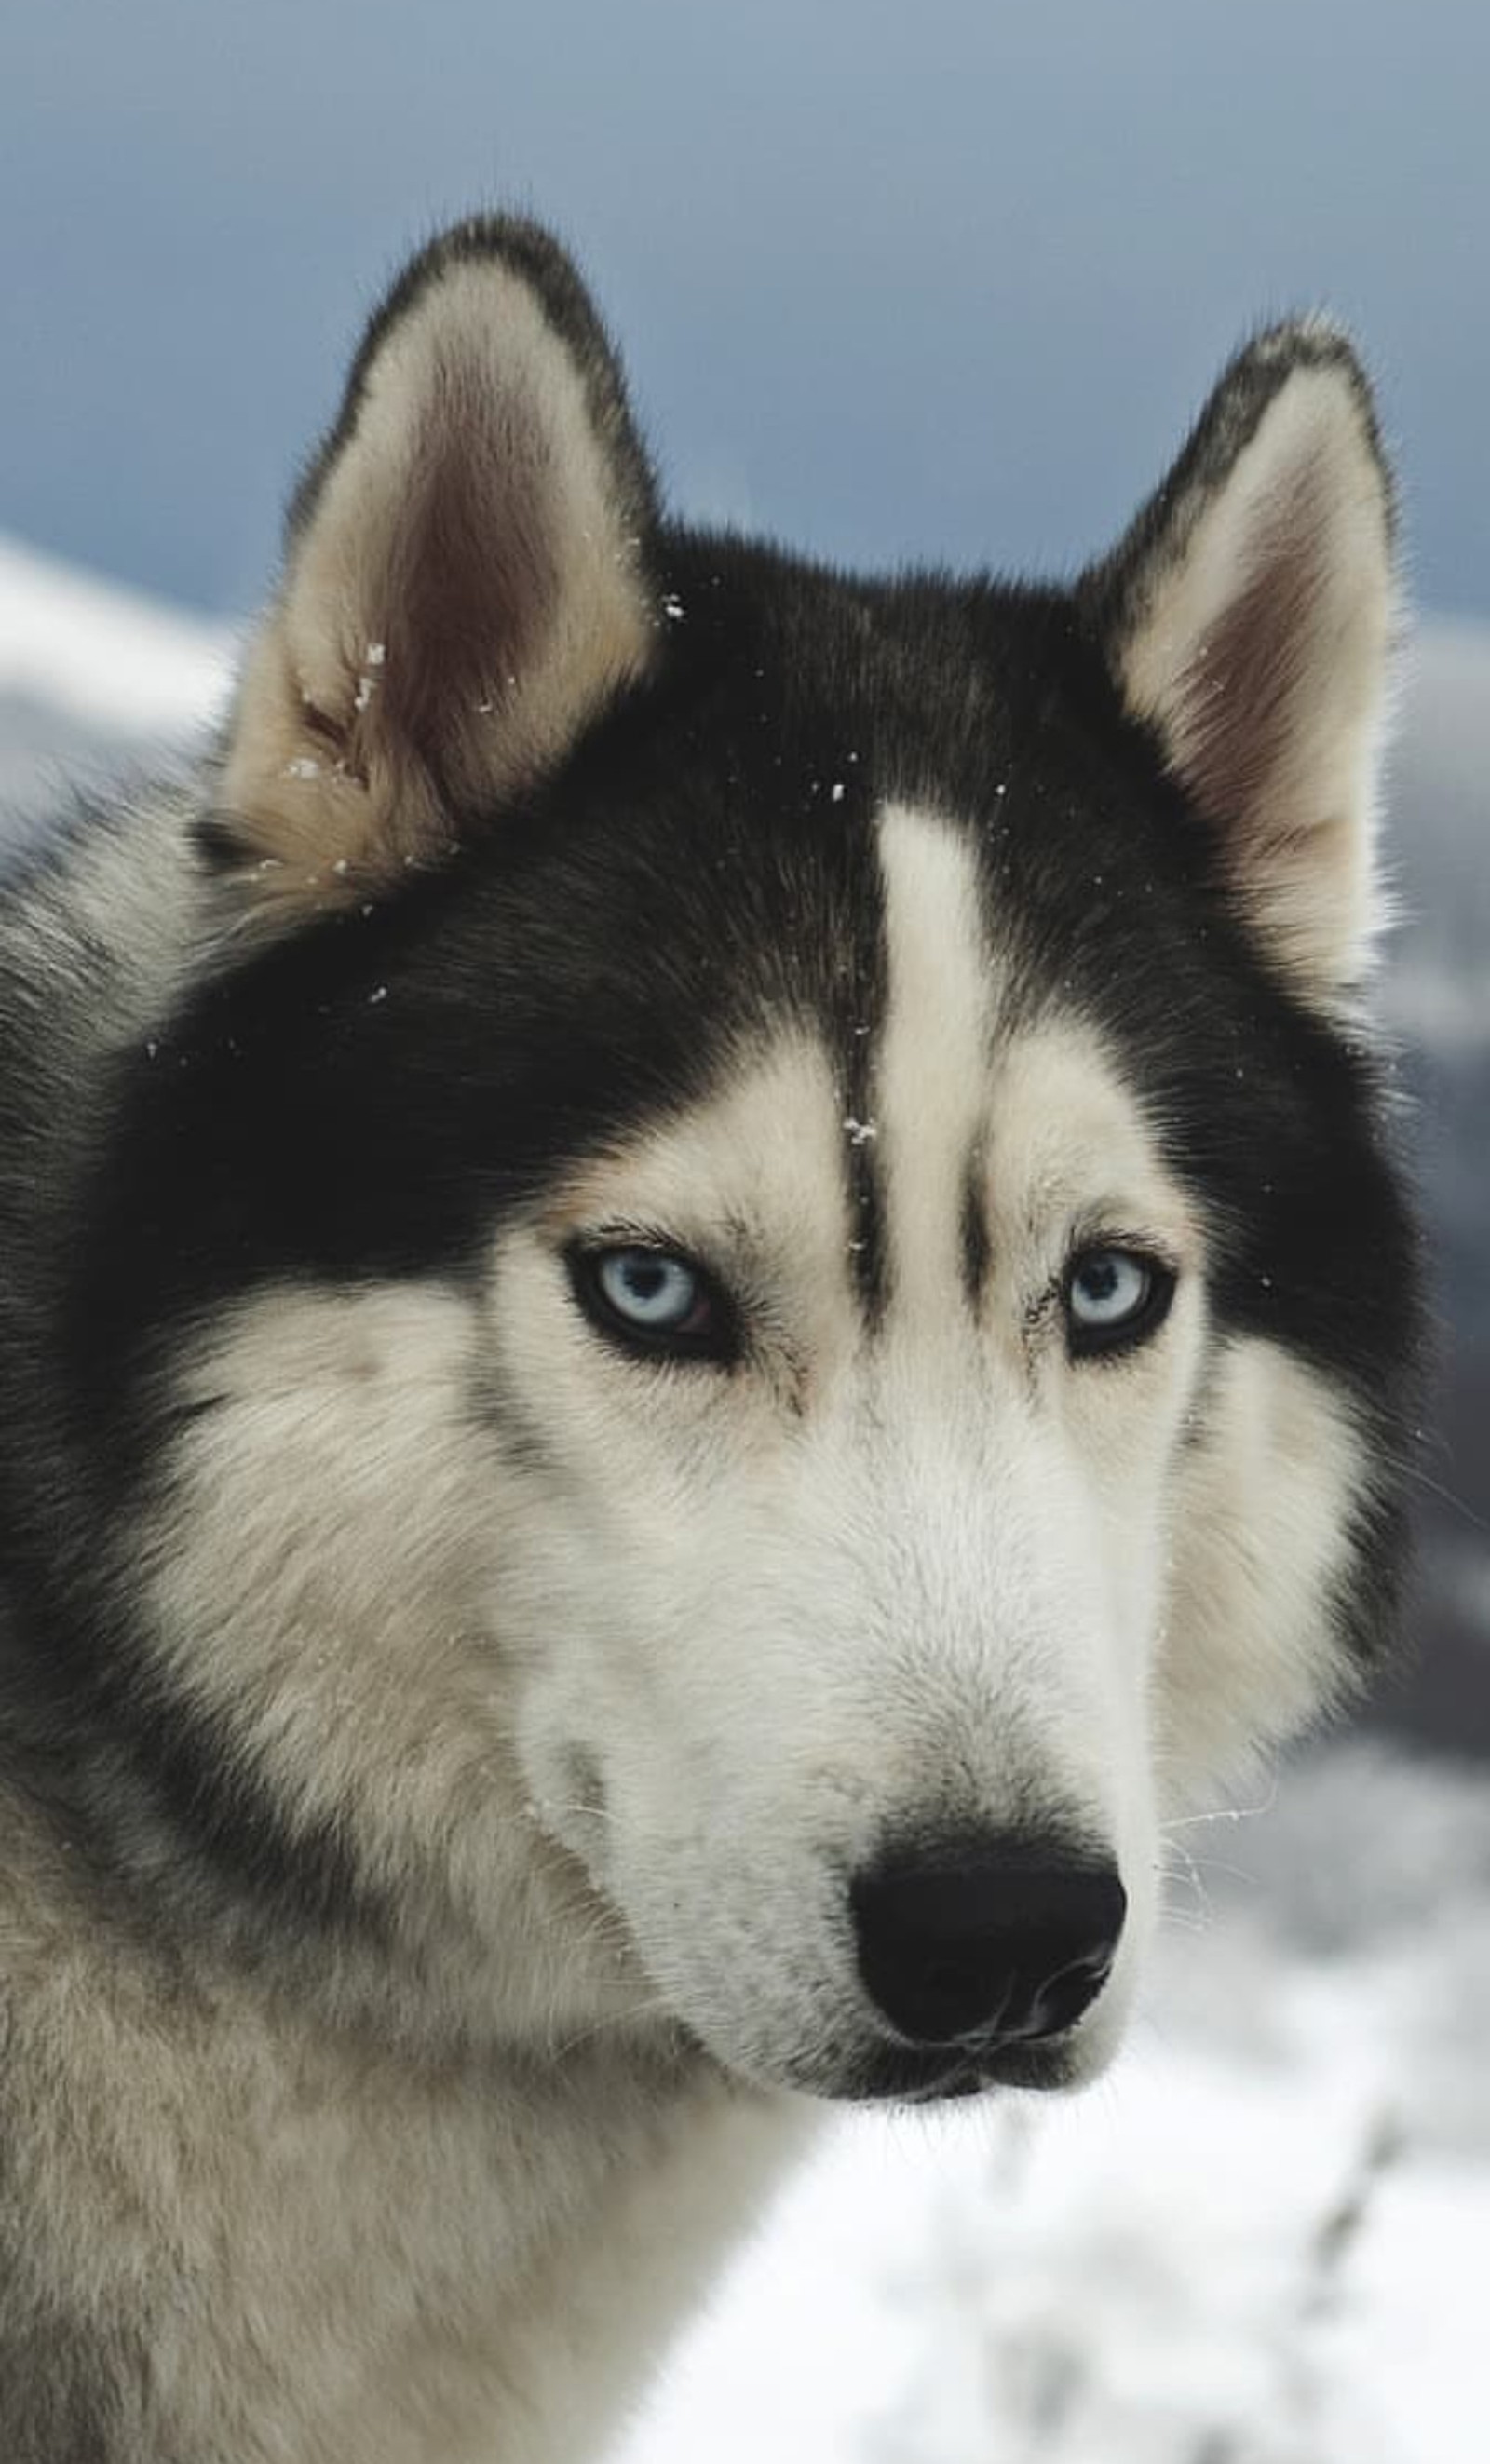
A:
[{"left": 0, "top": 220, "right": 1421, "bottom": 2460}]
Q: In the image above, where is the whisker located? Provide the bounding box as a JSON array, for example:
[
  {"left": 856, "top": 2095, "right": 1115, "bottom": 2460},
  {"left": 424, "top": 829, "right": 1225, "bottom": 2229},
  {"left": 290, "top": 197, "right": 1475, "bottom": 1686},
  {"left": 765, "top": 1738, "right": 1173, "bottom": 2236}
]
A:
[
  {"left": 1158, "top": 1838, "right": 1213, "bottom": 1929},
  {"left": 1160, "top": 1777, "right": 1279, "bottom": 1833},
  {"left": 1398, "top": 1459, "right": 1490, "bottom": 1537}
]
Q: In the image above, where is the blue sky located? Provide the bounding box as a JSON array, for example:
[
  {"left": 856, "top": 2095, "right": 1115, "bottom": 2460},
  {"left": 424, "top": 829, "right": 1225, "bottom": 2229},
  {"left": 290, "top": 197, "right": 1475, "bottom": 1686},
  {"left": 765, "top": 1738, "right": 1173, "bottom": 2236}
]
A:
[{"left": 6, "top": 0, "right": 1487, "bottom": 617}]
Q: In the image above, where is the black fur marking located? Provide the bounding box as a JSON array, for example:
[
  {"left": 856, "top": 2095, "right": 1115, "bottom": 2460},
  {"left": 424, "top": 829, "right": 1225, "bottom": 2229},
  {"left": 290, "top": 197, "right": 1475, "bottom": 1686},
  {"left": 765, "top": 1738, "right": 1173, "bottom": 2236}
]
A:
[
  {"left": 961, "top": 1152, "right": 991, "bottom": 1313},
  {"left": 126, "top": 1680, "right": 391, "bottom": 1945},
  {"left": 0, "top": 1577, "right": 389, "bottom": 1950},
  {"left": 838, "top": 876, "right": 889, "bottom": 1324}
]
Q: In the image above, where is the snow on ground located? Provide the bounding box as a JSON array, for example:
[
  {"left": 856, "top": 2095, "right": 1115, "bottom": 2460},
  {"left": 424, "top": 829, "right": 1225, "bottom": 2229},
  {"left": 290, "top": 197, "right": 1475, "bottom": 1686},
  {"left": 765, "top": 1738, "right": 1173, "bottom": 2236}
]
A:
[{"left": 3, "top": 535, "right": 1485, "bottom": 2460}]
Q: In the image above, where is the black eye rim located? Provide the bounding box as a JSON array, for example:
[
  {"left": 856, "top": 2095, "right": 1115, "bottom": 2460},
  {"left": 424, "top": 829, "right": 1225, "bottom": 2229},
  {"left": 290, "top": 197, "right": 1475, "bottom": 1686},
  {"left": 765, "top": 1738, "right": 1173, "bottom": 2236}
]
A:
[
  {"left": 564, "top": 1238, "right": 741, "bottom": 1366},
  {"left": 1063, "top": 1243, "right": 1178, "bottom": 1361}
]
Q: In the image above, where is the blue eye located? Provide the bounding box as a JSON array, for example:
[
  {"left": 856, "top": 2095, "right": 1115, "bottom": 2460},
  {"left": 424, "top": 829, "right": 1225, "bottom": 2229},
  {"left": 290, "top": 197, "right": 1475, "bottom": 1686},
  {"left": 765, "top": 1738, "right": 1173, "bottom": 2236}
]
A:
[
  {"left": 597, "top": 1250, "right": 703, "bottom": 1331},
  {"left": 1065, "top": 1247, "right": 1174, "bottom": 1358},
  {"left": 569, "top": 1243, "right": 735, "bottom": 1362}
]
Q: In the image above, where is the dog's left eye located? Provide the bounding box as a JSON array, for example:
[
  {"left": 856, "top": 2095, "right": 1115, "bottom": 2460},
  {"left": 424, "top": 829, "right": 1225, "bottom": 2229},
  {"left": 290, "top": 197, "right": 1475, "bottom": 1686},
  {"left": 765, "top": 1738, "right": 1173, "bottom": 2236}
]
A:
[
  {"left": 1064, "top": 1246, "right": 1175, "bottom": 1359},
  {"left": 568, "top": 1244, "right": 735, "bottom": 1363}
]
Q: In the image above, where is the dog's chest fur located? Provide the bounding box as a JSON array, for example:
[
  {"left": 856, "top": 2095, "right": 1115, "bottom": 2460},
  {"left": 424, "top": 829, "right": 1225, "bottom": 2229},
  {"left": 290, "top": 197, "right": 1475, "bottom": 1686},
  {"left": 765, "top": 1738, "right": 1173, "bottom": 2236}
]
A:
[{"left": 0, "top": 1815, "right": 801, "bottom": 2463}]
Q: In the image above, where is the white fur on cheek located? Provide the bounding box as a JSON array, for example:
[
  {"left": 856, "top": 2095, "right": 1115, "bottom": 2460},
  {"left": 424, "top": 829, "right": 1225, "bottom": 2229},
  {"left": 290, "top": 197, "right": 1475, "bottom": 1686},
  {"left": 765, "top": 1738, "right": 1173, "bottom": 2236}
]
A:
[
  {"left": 138, "top": 1280, "right": 655, "bottom": 2041},
  {"left": 1158, "top": 1339, "right": 1373, "bottom": 1796}
]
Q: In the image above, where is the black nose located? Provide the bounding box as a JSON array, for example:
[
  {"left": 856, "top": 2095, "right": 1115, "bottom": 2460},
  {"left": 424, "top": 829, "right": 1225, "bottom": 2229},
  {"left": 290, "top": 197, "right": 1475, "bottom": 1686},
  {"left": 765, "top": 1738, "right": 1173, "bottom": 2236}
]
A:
[{"left": 849, "top": 1834, "right": 1127, "bottom": 2049}]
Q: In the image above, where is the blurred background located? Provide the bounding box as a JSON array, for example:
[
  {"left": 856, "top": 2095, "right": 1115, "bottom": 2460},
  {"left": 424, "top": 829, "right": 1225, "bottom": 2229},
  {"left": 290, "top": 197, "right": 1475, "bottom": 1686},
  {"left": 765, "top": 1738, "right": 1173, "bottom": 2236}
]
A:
[{"left": 3, "top": 4, "right": 1485, "bottom": 2457}]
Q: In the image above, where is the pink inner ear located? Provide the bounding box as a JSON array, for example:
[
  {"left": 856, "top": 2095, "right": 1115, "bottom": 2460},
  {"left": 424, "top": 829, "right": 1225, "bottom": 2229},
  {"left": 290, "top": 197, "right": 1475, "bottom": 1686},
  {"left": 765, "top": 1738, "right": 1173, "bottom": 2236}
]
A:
[
  {"left": 1168, "top": 478, "right": 1328, "bottom": 833},
  {"left": 1100, "top": 351, "right": 1393, "bottom": 1000},
  {"left": 374, "top": 364, "right": 562, "bottom": 796},
  {"left": 215, "top": 242, "right": 658, "bottom": 918}
]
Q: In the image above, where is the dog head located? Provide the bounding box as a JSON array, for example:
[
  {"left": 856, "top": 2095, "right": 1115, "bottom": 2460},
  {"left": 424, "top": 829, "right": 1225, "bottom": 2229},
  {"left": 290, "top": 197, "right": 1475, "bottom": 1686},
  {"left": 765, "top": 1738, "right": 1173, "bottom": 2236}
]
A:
[{"left": 69, "top": 222, "right": 1420, "bottom": 2100}]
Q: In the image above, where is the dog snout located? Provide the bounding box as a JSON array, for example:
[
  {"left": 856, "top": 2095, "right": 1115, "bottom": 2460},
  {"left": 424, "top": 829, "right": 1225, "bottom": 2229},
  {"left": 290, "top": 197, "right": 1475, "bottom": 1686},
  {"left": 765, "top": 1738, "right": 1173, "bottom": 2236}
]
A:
[{"left": 848, "top": 1833, "right": 1127, "bottom": 2049}]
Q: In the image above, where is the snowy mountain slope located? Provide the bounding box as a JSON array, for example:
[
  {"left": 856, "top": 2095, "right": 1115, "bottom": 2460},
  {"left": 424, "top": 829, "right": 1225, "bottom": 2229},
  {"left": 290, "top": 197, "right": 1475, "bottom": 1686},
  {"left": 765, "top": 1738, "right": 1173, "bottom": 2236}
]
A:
[
  {"left": 0, "top": 533, "right": 234, "bottom": 738},
  {"left": 0, "top": 534, "right": 234, "bottom": 822},
  {"left": 1, "top": 535, "right": 1486, "bottom": 2456}
]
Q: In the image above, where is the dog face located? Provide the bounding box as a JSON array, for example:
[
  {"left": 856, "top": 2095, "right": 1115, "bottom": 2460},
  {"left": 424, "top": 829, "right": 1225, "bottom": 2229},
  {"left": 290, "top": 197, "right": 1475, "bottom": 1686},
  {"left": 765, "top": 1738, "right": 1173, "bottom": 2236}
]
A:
[
  {"left": 489, "top": 925, "right": 1199, "bottom": 2098},
  {"left": 65, "top": 223, "right": 1419, "bottom": 2102}
]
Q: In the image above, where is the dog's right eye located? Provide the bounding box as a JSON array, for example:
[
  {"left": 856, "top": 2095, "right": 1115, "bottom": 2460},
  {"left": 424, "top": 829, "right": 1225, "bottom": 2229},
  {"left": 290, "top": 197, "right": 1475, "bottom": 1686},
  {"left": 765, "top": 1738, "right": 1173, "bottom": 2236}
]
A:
[{"left": 567, "top": 1243, "right": 738, "bottom": 1365}]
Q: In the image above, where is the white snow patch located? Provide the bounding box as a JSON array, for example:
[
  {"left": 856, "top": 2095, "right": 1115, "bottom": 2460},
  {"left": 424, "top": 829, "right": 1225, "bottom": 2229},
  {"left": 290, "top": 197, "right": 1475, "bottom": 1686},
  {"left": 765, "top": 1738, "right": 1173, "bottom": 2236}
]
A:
[{"left": 0, "top": 533, "right": 235, "bottom": 738}]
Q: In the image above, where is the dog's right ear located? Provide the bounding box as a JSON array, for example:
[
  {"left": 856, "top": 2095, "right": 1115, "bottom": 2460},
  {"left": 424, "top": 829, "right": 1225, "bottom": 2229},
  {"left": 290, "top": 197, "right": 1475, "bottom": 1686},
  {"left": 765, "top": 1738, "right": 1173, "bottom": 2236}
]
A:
[
  {"left": 212, "top": 218, "right": 660, "bottom": 922},
  {"left": 1083, "top": 322, "right": 1396, "bottom": 1009}
]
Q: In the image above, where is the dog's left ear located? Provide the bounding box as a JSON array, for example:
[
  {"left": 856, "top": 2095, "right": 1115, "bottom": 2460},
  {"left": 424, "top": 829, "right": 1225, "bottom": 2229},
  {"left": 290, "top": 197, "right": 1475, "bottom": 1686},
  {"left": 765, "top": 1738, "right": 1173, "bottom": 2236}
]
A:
[
  {"left": 214, "top": 218, "right": 659, "bottom": 919},
  {"left": 1084, "top": 323, "right": 1396, "bottom": 1005}
]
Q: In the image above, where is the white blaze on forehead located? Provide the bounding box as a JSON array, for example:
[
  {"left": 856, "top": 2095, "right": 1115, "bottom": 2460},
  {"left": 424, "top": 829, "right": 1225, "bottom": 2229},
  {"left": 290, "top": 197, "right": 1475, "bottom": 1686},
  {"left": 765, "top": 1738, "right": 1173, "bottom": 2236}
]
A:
[{"left": 873, "top": 802, "right": 999, "bottom": 1310}]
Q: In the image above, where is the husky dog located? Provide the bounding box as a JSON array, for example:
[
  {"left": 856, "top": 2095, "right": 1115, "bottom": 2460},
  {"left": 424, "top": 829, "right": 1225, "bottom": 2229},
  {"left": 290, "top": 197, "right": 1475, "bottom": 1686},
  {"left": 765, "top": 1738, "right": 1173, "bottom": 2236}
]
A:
[{"left": 0, "top": 217, "right": 1421, "bottom": 2461}]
